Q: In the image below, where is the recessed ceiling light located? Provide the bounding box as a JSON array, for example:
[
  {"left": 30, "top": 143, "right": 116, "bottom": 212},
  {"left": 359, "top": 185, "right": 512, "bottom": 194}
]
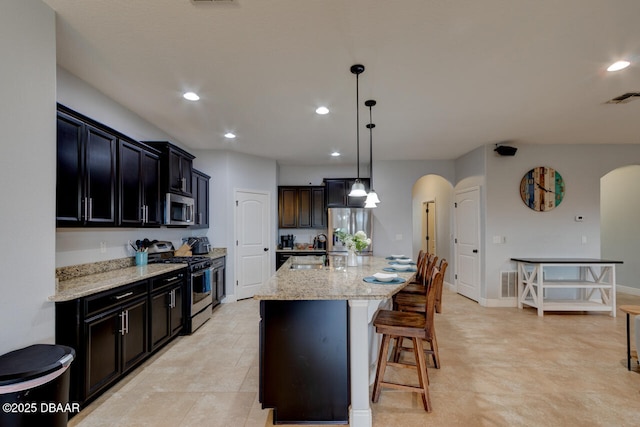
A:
[
  {"left": 607, "top": 60, "right": 631, "bottom": 72},
  {"left": 224, "top": 132, "right": 236, "bottom": 139},
  {"left": 316, "top": 106, "right": 330, "bottom": 115},
  {"left": 331, "top": 151, "right": 340, "bottom": 157},
  {"left": 183, "top": 91, "right": 200, "bottom": 101}
]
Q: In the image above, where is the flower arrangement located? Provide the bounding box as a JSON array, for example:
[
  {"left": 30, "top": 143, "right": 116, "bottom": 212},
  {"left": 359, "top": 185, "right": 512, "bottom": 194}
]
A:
[{"left": 334, "top": 229, "right": 371, "bottom": 252}]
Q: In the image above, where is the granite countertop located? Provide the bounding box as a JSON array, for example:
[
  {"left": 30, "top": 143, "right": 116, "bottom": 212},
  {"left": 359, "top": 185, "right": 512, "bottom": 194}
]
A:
[
  {"left": 206, "top": 248, "right": 227, "bottom": 259},
  {"left": 254, "top": 255, "right": 416, "bottom": 301},
  {"left": 50, "top": 264, "right": 187, "bottom": 302},
  {"left": 51, "top": 247, "right": 228, "bottom": 302}
]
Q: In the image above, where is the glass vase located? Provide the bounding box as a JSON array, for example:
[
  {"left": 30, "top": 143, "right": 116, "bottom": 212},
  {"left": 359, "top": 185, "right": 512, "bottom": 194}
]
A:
[{"left": 347, "top": 249, "right": 358, "bottom": 267}]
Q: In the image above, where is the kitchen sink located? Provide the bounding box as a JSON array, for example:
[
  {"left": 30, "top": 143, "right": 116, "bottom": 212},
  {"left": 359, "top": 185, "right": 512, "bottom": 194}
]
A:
[{"left": 290, "top": 264, "right": 324, "bottom": 270}]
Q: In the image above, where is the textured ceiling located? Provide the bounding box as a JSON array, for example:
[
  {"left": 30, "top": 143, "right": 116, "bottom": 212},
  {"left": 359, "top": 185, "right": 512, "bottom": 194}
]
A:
[{"left": 43, "top": 0, "right": 640, "bottom": 165}]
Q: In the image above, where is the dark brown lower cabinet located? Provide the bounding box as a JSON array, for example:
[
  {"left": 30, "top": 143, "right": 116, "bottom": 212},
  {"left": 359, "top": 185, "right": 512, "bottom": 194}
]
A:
[
  {"left": 56, "top": 269, "right": 186, "bottom": 410},
  {"left": 84, "top": 295, "right": 148, "bottom": 400},
  {"left": 211, "top": 257, "right": 225, "bottom": 308},
  {"left": 150, "top": 277, "right": 184, "bottom": 351},
  {"left": 259, "top": 300, "right": 349, "bottom": 424}
]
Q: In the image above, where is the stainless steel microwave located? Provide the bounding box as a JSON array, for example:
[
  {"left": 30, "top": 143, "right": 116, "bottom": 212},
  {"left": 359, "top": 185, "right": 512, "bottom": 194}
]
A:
[{"left": 165, "top": 193, "right": 195, "bottom": 226}]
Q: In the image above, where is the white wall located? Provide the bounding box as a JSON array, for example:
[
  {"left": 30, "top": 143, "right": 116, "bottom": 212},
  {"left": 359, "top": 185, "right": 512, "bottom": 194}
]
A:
[
  {"left": 55, "top": 68, "right": 200, "bottom": 267},
  {"left": 57, "top": 67, "right": 180, "bottom": 147},
  {"left": 411, "top": 175, "right": 454, "bottom": 283},
  {"left": 483, "top": 143, "right": 640, "bottom": 303},
  {"left": 278, "top": 160, "right": 457, "bottom": 257},
  {"left": 0, "top": 0, "right": 56, "bottom": 354},
  {"left": 194, "top": 150, "right": 278, "bottom": 300},
  {"left": 601, "top": 165, "right": 640, "bottom": 292}
]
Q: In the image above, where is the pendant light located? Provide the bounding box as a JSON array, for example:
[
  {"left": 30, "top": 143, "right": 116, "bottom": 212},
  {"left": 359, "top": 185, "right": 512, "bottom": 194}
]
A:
[
  {"left": 364, "top": 99, "right": 380, "bottom": 208},
  {"left": 348, "top": 64, "right": 367, "bottom": 197}
]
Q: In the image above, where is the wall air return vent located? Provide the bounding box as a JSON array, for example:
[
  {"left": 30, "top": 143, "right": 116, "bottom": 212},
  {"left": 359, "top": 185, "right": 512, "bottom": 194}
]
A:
[{"left": 605, "top": 92, "right": 640, "bottom": 104}]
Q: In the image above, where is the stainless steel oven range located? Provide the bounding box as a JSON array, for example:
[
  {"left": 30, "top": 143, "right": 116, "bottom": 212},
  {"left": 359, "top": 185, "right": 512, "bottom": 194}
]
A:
[{"left": 147, "top": 242, "right": 213, "bottom": 334}]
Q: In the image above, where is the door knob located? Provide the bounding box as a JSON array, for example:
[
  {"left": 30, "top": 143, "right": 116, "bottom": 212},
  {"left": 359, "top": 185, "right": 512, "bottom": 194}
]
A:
[
  {"left": 473, "top": 249, "right": 478, "bottom": 253},
  {"left": 264, "top": 248, "right": 269, "bottom": 251}
]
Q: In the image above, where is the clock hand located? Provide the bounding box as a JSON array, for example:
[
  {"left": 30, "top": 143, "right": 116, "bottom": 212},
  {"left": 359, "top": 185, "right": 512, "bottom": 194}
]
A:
[{"left": 536, "top": 183, "right": 555, "bottom": 194}]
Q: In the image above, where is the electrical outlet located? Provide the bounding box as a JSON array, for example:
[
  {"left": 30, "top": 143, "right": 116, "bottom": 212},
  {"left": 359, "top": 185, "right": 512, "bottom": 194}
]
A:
[{"left": 100, "top": 241, "right": 107, "bottom": 253}]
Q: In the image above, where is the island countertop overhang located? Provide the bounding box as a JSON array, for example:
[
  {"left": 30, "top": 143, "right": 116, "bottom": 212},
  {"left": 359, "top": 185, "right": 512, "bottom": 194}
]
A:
[{"left": 253, "top": 255, "right": 415, "bottom": 301}]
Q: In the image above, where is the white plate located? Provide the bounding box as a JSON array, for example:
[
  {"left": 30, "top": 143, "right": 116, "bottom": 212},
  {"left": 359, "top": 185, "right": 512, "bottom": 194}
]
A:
[
  {"left": 390, "top": 264, "right": 413, "bottom": 271},
  {"left": 373, "top": 272, "right": 398, "bottom": 282},
  {"left": 395, "top": 258, "right": 413, "bottom": 264},
  {"left": 390, "top": 254, "right": 405, "bottom": 258}
]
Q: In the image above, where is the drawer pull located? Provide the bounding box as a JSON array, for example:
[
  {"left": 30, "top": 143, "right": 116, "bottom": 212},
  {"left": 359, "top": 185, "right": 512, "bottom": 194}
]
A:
[
  {"left": 114, "top": 291, "right": 134, "bottom": 300},
  {"left": 165, "top": 276, "right": 180, "bottom": 283}
]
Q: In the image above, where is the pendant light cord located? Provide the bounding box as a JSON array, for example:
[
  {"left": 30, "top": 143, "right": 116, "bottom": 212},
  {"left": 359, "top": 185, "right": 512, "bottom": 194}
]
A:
[
  {"left": 369, "top": 105, "right": 373, "bottom": 189},
  {"left": 356, "top": 72, "right": 360, "bottom": 180}
]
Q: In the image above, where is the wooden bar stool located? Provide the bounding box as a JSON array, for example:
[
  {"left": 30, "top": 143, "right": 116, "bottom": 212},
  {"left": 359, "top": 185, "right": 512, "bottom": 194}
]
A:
[
  {"left": 391, "top": 270, "right": 444, "bottom": 368},
  {"left": 371, "top": 271, "right": 442, "bottom": 412},
  {"left": 434, "top": 259, "right": 448, "bottom": 313},
  {"left": 400, "top": 255, "right": 438, "bottom": 295}
]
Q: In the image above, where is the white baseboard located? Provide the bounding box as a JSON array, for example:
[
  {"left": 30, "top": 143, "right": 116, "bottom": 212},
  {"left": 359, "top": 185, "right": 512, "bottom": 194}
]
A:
[{"left": 617, "top": 284, "right": 640, "bottom": 296}]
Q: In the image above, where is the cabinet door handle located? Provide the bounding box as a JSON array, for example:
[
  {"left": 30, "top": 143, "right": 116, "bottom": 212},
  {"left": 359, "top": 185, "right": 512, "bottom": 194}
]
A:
[
  {"left": 88, "top": 198, "right": 93, "bottom": 221},
  {"left": 83, "top": 197, "right": 88, "bottom": 221},
  {"left": 181, "top": 177, "right": 186, "bottom": 192},
  {"left": 141, "top": 205, "right": 146, "bottom": 223},
  {"left": 198, "top": 212, "right": 202, "bottom": 225},
  {"left": 114, "top": 291, "right": 134, "bottom": 300},
  {"left": 124, "top": 310, "right": 129, "bottom": 334},
  {"left": 171, "top": 289, "right": 176, "bottom": 308},
  {"left": 145, "top": 205, "right": 149, "bottom": 223},
  {"left": 120, "top": 310, "right": 126, "bottom": 335}
]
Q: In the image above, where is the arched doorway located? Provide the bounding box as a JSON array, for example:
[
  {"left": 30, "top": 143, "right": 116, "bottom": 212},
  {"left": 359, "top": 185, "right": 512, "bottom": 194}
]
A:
[
  {"left": 412, "top": 174, "right": 454, "bottom": 284},
  {"left": 601, "top": 165, "right": 640, "bottom": 294}
]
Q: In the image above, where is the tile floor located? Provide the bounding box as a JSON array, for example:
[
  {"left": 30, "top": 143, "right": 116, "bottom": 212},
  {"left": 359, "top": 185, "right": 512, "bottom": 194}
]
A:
[{"left": 69, "top": 290, "right": 640, "bottom": 427}]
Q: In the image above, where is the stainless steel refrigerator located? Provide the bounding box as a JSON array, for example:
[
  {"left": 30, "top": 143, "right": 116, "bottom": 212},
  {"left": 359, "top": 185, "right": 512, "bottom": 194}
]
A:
[{"left": 327, "top": 208, "right": 373, "bottom": 254}]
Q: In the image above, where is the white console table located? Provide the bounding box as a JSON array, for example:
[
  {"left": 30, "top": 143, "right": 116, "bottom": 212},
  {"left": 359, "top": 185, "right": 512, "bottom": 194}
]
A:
[{"left": 511, "top": 258, "right": 622, "bottom": 317}]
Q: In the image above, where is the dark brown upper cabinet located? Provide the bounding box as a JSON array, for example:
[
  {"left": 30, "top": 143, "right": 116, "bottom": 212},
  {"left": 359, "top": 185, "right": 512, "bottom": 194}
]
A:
[
  {"left": 278, "top": 186, "right": 325, "bottom": 229},
  {"left": 323, "top": 178, "right": 369, "bottom": 208},
  {"left": 144, "top": 141, "right": 195, "bottom": 197},
  {"left": 118, "top": 139, "right": 161, "bottom": 227},
  {"left": 192, "top": 169, "right": 210, "bottom": 229},
  {"left": 56, "top": 107, "right": 117, "bottom": 226}
]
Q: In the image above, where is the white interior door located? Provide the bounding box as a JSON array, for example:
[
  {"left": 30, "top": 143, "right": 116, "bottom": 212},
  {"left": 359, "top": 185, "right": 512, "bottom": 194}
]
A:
[
  {"left": 235, "top": 190, "right": 271, "bottom": 300},
  {"left": 455, "top": 187, "right": 480, "bottom": 302}
]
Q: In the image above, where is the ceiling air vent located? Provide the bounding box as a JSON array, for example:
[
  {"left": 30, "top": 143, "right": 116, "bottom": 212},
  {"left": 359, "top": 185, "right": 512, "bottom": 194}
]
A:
[{"left": 605, "top": 92, "right": 640, "bottom": 104}]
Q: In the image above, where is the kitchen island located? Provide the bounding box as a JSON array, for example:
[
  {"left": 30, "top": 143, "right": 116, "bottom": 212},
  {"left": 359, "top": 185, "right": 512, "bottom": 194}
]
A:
[{"left": 254, "top": 255, "right": 415, "bottom": 426}]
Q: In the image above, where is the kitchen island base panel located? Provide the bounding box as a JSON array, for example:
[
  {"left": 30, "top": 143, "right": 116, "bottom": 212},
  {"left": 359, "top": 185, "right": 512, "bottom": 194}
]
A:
[{"left": 260, "top": 300, "right": 349, "bottom": 424}]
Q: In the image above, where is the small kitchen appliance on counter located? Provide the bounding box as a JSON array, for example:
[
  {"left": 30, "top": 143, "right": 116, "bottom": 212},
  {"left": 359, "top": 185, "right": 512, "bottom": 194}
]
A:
[
  {"left": 183, "top": 236, "right": 212, "bottom": 255},
  {"left": 280, "top": 234, "right": 295, "bottom": 249},
  {"left": 313, "top": 234, "right": 327, "bottom": 250}
]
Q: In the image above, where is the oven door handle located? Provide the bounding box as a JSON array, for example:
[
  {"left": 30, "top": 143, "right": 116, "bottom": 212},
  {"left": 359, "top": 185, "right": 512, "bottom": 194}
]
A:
[{"left": 191, "top": 267, "right": 213, "bottom": 293}]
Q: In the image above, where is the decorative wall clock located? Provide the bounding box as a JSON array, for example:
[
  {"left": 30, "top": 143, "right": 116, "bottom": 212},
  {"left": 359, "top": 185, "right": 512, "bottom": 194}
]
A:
[{"left": 520, "top": 166, "right": 565, "bottom": 211}]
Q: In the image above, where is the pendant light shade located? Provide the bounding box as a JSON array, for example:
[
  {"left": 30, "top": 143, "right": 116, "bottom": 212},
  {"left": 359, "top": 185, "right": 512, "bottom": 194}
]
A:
[
  {"left": 348, "top": 64, "right": 366, "bottom": 198},
  {"left": 365, "top": 189, "right": 380, "bottom": 205},
  {"left": 364, "top": 99, "right": 380, "bottom": 207},
  {"left": 349, "top": 180, "right": 367, "bottom": 197},
  {"left": 364, "top": 193, "right": 379, "bottom": 208}
]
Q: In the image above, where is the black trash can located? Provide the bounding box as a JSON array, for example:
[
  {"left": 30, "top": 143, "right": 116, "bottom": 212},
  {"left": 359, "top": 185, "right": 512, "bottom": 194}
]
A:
[{"left": 0, "top": 344, "right": 76, "bottom": 427}]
